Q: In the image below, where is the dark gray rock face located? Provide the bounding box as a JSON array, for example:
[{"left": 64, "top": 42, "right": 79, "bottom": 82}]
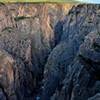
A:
[
  {"left": 0, "top": 89, "right": 6, "bottom": 100},
  {"left": 41, "top": 4, "right": 100, "bottom": 100},
  {"left": 45, "top": 33, "right": 100, "bottom": 100},
  {"left": 88, "top": 93, "right": 100, "bottom": 100}
]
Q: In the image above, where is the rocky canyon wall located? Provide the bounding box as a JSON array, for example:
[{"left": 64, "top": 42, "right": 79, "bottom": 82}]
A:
[{"left": 0, "top": 3, "right": 100, "bottom": 100}]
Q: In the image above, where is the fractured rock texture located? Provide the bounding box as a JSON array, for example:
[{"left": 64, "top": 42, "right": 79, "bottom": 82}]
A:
[
  {"left": 0, "top": 3, "right": 100, "bottom": 100},
  {"left": 41, "top": 4, "right": 100, "bottom": 100}
]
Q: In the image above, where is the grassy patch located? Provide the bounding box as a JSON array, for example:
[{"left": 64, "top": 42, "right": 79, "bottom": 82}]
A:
[
  {"left": 98, "top": 33, "right": 100, "bottom": 35},
  {"left": 0, "top": 0, "right": 79, "bottom": 3},
  {"left": 14, "top": 16, "right": 30, "bottom": 21},
  {"left": 2, "top": 27, "right": 13, "bottom": 32}
]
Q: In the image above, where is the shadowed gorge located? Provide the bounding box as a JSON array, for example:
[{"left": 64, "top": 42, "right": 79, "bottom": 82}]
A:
[{"left": 0, "top": 3, "right": 100, "bottom": 100}]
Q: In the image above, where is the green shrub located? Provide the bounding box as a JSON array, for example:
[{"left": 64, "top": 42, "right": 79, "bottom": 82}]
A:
[
  {"left": 2, "top": 27, "right": 13, "bottom": 32},
  {"left": 14, "top": 16, "right": 29, "bottom": 21}
]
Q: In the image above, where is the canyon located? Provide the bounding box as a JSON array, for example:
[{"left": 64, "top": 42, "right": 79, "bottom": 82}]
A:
[{"left": 0, "top": 3, "right": 100, "bottom": 100}]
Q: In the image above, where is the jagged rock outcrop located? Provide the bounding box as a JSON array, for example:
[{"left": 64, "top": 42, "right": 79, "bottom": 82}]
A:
[
  {"left": 0, "top": 3, "right": 15, "bottom": 32},
  {"left": 0, "top": 28, "right": 35, "bottom": 100},
  {"left": 0, "top": 49, "right": 16, "bottom": 100},
  {"left": 41, "top": 4, "right": 100, "bottom": 100},
  {"left": 58, "top": 32, "right": 100, "bottom": 100}
]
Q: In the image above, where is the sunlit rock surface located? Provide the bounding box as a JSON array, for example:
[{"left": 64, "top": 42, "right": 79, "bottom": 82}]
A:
[{"left": 0, "top": 3, "right": 74, "bottom": 100}]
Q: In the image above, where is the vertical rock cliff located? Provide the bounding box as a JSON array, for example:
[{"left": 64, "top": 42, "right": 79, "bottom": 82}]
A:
[
  {"left": 0, "top": 3, "right": 74, "bottom": 100},
  {"left": 0, "top": 3, "right": 100, "bottom": 100}
]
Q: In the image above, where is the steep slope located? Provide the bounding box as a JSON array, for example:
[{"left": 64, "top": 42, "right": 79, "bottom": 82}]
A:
[
  {"left": 0, "top": 3, "right": 100, "bottom": 100},
  {"left": 0, "top": 3, "right": 74, "bottom": 100},
  {"left": 41, "top": 4, "right": 100, "bottom": 100}
]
